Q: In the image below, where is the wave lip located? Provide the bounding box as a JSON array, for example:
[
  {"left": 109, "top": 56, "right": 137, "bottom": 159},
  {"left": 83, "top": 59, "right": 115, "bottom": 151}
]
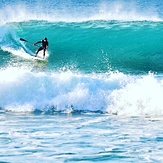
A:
[{"left": 0, "top": 1, "right": 162, "bottom": 24}]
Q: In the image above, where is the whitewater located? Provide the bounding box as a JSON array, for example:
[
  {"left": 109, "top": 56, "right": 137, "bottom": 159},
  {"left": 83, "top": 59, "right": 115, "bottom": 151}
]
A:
[{"left": 0, "top": 0, "right": 163, "bottom": 162}]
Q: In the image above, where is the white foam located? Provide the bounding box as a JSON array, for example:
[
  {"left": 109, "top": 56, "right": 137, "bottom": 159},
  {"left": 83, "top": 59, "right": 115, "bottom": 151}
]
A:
[
  {"left": 0, "top": 1, "right": 162, "bottom": 24},
  {"left": 92, "top": 1, "right": 162, "bottom": 22},
  {"left": 2, "top": 47, "right": 32, "bottom": 58},
  {"left": 107, "top": 73, "right": 163, "bottom": 116},
  {"left": 2, "top": 46, "right": 49, "bottom": 60},
  {"left": 0, "top": 67, "right": 163, "bottom": 116}
]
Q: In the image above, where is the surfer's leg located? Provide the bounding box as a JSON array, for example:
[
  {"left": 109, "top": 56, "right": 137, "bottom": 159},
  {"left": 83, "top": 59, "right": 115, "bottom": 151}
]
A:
[
  {"left": 35, "top": 47, "right": 43, "bottom": 57},
  {"left": 35, "top": 50, "right": 38, "bottom": 57},
  {"left": 43, "top": 49, "right": 46, "bottom": 59}
]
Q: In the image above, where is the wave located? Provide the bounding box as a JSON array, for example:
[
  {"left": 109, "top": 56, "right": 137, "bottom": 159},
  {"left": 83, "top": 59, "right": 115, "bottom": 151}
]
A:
[
  {"left": 0, "top": 67, "right": 163, "bottom": 117},
  {"left": 1, "top": 20, "right": 163, "bottom": 73},
  {"left": 1, "top": 0, "right": 163, "bottom": 117}
]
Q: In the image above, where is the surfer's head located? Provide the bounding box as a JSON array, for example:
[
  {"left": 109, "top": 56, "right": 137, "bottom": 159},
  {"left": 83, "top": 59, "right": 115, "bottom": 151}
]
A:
[{"left": 44, "top": 37, "right": 47, "bottom": 41}]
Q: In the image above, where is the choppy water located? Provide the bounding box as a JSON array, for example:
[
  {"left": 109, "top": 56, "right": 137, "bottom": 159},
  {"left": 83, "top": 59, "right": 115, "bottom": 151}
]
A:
[{"left": 1, "top": 112, "right": 163, "bottom": 162}]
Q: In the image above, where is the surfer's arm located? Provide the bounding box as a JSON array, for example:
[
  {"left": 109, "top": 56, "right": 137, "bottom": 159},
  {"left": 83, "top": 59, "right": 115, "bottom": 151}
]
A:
[{"left": 34, "top": 40, "right": 42, "bottom": 45}]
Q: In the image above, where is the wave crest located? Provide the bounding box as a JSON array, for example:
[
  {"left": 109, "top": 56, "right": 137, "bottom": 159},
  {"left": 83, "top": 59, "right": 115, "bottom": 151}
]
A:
[{"left": 0, "top": 1, "right": 162, "bottom": 24}]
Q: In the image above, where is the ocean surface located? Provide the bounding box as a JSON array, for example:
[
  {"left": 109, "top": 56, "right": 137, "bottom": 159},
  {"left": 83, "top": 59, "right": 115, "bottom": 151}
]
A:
[{"left": 1, "top": 0, "right": 163, "bottom": 162}]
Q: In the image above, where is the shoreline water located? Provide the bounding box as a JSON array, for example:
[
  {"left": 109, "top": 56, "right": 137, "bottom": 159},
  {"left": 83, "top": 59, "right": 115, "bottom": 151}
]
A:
[{"left": 1, "top": 112, "right": 163, "bottom": 162}]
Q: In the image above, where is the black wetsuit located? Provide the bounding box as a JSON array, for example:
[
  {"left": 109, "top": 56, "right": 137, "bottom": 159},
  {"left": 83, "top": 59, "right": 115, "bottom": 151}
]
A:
[
  {"left": 37, "top": 40, "right": 48, "bottom": 51},
  {"left": 34, "top": 39, "right": 49, "bottom": 58}
]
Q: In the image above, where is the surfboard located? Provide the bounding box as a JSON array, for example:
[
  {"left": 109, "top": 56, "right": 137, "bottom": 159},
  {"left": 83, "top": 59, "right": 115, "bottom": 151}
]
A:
[{"left": 30, "top": 56, "right": 48, "bottom": 62}]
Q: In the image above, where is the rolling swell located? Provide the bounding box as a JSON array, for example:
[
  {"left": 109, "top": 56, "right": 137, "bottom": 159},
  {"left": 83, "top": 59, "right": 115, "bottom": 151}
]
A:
[
  {"left": 1, "top": 0, "right": 163, "bottom": 73},
  {"left": 2, "top": 20, "right": 163, "bottom": 73}
]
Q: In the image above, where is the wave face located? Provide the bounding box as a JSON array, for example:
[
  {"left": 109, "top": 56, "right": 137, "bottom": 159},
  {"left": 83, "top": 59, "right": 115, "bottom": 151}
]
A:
[
  {"left": 1, "top": 20, "right": 163, "bottom": 73},
  {"left": 0, "top": 0, "right": 163, "bottom": 116}
]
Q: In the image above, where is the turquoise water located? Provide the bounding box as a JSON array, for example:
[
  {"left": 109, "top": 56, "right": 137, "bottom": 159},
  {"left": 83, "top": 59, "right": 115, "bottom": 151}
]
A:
[
  {"left": 1, "top": 0, "right": 163, "bottom": 162},
  {"left": 1, "top": 21, "right": 163, "bottom": 73}
]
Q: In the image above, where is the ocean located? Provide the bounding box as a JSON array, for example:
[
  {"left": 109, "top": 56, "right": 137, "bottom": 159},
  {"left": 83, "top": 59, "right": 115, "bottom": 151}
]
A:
[{"left": 1, "top": 0, "right": 163, "bottom": 162}]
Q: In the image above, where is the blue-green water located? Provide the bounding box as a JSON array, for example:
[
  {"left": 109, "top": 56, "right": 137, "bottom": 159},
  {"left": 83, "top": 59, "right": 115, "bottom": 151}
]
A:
[
  {"left": 1, "top": 21, "right": 163, "bottom": 73},
  {"left": 1, "top": 0, "right": 163, "bottom": 162}
]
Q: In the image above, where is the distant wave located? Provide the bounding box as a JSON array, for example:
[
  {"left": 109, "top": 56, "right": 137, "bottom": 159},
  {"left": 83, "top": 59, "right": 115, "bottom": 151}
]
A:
[{"left": 0, "top": 1, "right": 162, "bottom": 24}]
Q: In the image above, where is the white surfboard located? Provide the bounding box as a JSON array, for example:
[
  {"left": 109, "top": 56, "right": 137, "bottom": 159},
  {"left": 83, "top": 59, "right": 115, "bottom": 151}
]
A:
[{"left": 30, "top": 56, "right": 48, "bottom": 62}]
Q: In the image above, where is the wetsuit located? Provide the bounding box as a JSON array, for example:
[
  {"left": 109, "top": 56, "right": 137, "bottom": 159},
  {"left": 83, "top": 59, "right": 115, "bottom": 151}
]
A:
[
  {"left": 34, "top": 38, "right": 49, "bottom": 58},
  {"left": 36, "top": 40, "right": 48, "bottom": 52}
]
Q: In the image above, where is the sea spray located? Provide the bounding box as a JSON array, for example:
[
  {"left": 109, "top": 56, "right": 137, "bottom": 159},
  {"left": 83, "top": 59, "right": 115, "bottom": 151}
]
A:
[
  {"left": 107, "top": 73, "right": 163, "bottom": 116},
  {"left": 0, "top": 1, "right": 162, "bottom": 23},
  {"left": 0, "top": 67, "right": 163, "bottom": 116}
]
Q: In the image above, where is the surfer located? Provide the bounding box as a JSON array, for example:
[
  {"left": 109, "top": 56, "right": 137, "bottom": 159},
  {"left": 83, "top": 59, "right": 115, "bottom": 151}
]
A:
[{"left": 34, "top": 38, "right": 48, "bottom": 59}]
